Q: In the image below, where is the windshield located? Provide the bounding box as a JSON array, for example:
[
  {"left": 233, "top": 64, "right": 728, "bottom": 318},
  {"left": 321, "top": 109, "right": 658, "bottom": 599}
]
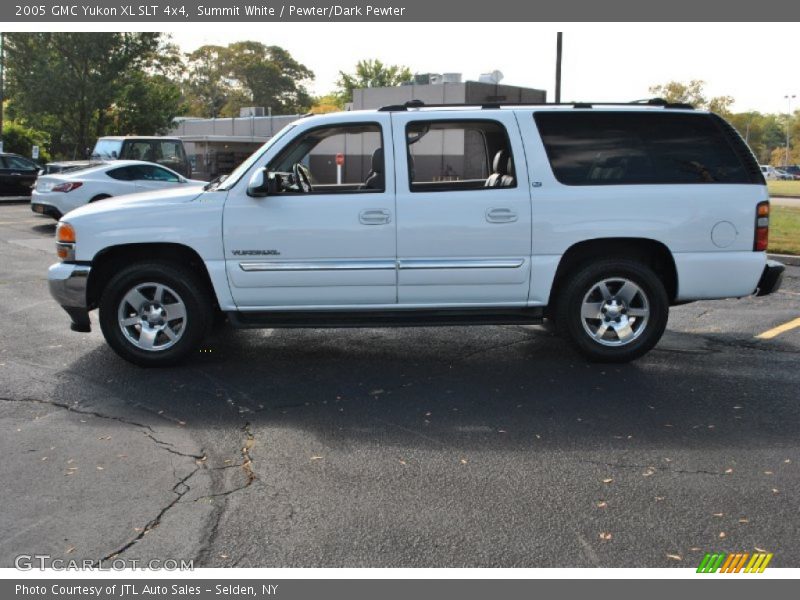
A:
[
  {"left": 215, "top": 123, "right": 297, "bottom": 191},
  {"left": 92, "top": 139, "right": 124, "bottom": 159}
]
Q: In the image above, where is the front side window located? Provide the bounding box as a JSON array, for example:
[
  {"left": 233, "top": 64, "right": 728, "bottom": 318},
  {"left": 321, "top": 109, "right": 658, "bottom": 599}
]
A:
[
  {"left": 405, "top": 120, "right": 516, "bottom": 192},
  {"left": 534, "top": 111, "right": 754, "bottom": 185},
  {"left": 268, "top": 122, "right": 384, "bottom": 193}
]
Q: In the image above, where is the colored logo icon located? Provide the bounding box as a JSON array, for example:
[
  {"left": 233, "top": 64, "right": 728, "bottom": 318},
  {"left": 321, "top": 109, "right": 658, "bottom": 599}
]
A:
[{"left": 697, "top": 552, "right": 773, "bottom": 573}]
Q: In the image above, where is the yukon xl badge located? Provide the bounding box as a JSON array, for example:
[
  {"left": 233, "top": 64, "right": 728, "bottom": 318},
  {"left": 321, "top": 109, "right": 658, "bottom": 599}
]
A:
[{"left": 232, "top": 249, "right": 281, "bottom": 256}]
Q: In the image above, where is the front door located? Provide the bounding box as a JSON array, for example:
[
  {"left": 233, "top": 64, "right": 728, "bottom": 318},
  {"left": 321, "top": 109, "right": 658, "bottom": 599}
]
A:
[
  {"left": 391, "top": 112, "right": 532, "bottom": 306},
  {"left": 223, "top": 117, "right": 397, "bottom": 308}
]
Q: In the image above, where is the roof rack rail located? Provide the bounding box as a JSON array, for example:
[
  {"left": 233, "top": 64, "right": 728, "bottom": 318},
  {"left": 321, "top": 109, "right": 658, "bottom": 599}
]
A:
[{"left": 376, "top": 98, "right": 694, "bottom": 112}]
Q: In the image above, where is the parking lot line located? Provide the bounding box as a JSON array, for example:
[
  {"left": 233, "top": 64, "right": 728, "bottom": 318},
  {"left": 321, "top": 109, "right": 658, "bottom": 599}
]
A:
[{"left": 756, "top": 317, "right": 800, "bottom": 339}]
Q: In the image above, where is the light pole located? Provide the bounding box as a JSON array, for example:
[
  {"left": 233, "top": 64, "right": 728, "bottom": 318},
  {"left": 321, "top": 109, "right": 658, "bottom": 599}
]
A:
[
  {"left": 785, "top": 94, "right": 796, "bottom": 167},
  {"left": 555, "top": 32, "right": 563, "bottom": 104},
  {"left": 0, "top": 32, "right": 5, "bottom": 150}
]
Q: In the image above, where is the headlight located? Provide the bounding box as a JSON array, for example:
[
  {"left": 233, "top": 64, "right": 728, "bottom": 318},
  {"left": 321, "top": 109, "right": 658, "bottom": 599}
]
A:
[{"left": 56, "top": 222, "right": 76, "bottom": 261}]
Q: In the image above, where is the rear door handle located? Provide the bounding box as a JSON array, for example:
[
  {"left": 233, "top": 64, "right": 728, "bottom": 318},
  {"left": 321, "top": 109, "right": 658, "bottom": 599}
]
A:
[
  {"left": 359, "top": 209, "right": 392, "bottom": 225},
  {"left": 486, "top": 207, "right": 518, "bottom": 223}
]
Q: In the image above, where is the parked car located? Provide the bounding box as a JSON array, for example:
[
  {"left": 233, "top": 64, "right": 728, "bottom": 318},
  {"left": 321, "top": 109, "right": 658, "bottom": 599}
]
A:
[
  {"left": 774, "top": 169, "right": 795, "bottom": 181},
  {"left": 91, "top": 136, "right": 193, "bottom": 178},
  {"left": 781, "top": 165, "right": 800, "bottom": 179},
  {"left": 47, "top": 101, "right": 784, "bottom": 366},
  {"left": 0, "top": 153, "right": 39, "bottom": 198},
  {"left": 760, "top": 165, "right": 780, "bottom": 180},
  {"left": 31, "top": 160, "right": 205, "bottom": 220}
]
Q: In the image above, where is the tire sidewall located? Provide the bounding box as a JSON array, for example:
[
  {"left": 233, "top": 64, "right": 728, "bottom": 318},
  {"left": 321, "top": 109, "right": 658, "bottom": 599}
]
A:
[
  {"left": 99, "top": 262, "right": 210, "bottom": 366},
  {"left": 558, "top": 260, "right": 669, "bottom": 362}
]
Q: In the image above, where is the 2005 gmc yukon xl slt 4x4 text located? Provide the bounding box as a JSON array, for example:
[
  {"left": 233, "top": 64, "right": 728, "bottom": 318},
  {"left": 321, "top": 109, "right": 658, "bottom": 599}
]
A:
[{"left": 47, "top": 100, "right": 785, "bottom": 366}]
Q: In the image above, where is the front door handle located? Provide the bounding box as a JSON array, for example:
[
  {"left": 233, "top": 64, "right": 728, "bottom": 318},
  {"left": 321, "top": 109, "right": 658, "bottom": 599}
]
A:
[
  {"left": 359, "top": 209, "right": 392, "bottom": 225},
  {"left": 486, "top": 207, "right": 518, "bottom": 223}
]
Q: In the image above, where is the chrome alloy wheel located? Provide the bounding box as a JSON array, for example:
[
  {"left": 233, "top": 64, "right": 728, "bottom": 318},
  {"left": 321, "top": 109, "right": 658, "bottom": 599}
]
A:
[
  {"left": 580, "top": 278, "right": 650, "bottom": 347},
  {"left": 117, "top": 282, "right": 187, "bottom": 351}
]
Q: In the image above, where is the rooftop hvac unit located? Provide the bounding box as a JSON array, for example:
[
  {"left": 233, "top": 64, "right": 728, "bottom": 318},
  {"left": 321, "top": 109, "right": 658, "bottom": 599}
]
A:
[
  {"left": 442, "top": 73, "right": 462, "bottom": 83},
  {"left": 478, "top": 70, "right": 504, "bottom": 84},
  {"left": 429, "top": 73, "right": 443, "bottom": 85},
  {"left": 240, "top": 106, "right": 266, "bottom": 117}
]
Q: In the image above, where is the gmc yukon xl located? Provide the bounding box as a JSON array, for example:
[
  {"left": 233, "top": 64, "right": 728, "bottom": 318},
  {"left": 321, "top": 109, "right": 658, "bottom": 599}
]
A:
[{"left": 47, "top": 100, "right": 785, "bottom": 366}]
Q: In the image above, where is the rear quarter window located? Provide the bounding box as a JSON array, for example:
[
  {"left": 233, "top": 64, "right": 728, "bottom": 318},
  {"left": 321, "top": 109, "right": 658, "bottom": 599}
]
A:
[{"left": 534, "top": 111, "right": 762, "bottom": 186}]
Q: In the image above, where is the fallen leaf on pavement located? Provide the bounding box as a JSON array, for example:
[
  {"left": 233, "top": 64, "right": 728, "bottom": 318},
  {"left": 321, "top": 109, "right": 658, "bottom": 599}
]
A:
[
  {"left": 719, "top": 532, "right": 726, "bottom": 539},
  {"left": 596, "top": 501, "right": 608, "bottom": 508},
  {"left": 602, "top": 478, "right": 613, "bottom": 484},
  {"left": 310, "top": 456, "right": 323, "bottom": 461},
  {"left": 599, "top": 532, "right": 613, "bottom": 541},
  {"left": 666, "top": 554, "right": 682, "bottom": 561}
]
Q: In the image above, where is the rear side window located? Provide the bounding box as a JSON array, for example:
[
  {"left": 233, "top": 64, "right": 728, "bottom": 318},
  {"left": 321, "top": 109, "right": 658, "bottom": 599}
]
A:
[{"left": 534, "top": 112, "right": 761, "bottom": 185}]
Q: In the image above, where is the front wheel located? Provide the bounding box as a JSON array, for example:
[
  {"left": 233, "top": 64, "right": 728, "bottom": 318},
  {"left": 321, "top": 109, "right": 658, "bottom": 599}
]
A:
[
  {"left": 99, "top": 262, "right": 212, "bottom": 366},
  {"left": 555, "top": 259, "right": 669, "bottom": 363}
]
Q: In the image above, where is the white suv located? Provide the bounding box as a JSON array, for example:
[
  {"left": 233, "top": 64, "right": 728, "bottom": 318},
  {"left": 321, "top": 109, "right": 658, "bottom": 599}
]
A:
[{"left": 48, "top": 100, "right": 785, "bottom": 366}]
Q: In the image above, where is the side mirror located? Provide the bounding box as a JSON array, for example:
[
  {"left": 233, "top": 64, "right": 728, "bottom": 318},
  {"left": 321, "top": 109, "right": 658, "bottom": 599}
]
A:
[{"left": 247, "top": 168, "right": 281, "bottom": 197}]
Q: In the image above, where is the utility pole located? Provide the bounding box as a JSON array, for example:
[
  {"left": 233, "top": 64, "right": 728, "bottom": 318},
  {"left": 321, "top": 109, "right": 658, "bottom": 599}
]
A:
[
  {"left": 785, "top": 94, "right": 796, "bottom": 167},
  {"left": 555, "top": 32, "right": 563, "bottom": 103}
]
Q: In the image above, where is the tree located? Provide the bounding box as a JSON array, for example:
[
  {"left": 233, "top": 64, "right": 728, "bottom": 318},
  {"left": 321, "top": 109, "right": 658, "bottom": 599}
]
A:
[
  {"left": 224, "top": 42, "right": 314, "bottom": 115},
  {"left": 183, "top": 45, "right": 230, "bottom": 118},
  {"left": 648, "top": 79, "right": 733, "bottom": 115},
  {"left": 183, "top": 42, "right": 314, "bottom": 118},
  {"left": 335, "top": 59, "right": 412, "bottom": 104},
  {"left": 4, "top": 33, "right": 182, "bottom": 158},
  {"left": 310, "top": 94, "right": 344, "bottom": 114},
  {"left": 0, "top": 121, "right": 51, "bottom": 162}
]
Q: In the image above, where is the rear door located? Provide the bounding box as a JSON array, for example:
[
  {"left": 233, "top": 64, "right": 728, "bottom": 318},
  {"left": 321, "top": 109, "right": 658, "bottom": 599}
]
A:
[{"left": 391, "top": 111, "right": 532, "bottom": 306}]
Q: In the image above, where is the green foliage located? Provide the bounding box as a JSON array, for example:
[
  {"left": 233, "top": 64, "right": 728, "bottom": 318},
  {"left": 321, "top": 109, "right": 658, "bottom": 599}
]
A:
[
  {"left": 770, "top": 205, "right": 800, "bottom": 255},
  {"left": 183, "top": 42, "right": 314, "bottom": 117},
  {"left": 4, "top": 33, "right": 184, "bottom": 159},
  {"left": 648, "top": 79, "right": 734, "bottom": 115},
  {"left": 650, "top": 80, "right": 798, "bottom": 166},
  {"left": 335, "top": 59, "right": 412, "bottom": 104},
  {"left": 0, "top": 121, "right": 51, "bottom": 162}
]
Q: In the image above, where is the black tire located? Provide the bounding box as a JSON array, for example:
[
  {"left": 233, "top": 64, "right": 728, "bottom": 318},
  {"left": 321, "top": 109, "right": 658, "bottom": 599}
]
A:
[
  {"left": 99, "top": 262, "right": 212, "bottom": 367},
  {"left": 555, "top": 259, "right": 669, "bottom": 363},
  {"left": 89, "top": 194, "right": 112, "bottom": 203}
]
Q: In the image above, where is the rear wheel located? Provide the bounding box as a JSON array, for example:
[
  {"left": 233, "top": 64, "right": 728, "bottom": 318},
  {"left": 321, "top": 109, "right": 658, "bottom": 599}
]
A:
[
  {"left": 99, "top": 262, "right": 212, "bottom": 366},
  {"left": 555, "top": 259, "right": 669, "bottom": 362}
]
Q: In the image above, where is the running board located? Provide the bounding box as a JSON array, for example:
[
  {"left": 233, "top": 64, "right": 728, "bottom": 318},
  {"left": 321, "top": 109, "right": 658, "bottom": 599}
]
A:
[{"left": 227, "top": 307, "right": 544, "bottom": 329}]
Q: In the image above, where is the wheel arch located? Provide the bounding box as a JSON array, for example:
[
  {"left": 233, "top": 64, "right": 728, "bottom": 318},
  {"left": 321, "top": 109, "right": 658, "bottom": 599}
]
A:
[
  {"left": 547, "top": 237, "right": 678, "bottom": 311},
  {"left": 86, "top": 243, "right": 219, "bottom": 311}
]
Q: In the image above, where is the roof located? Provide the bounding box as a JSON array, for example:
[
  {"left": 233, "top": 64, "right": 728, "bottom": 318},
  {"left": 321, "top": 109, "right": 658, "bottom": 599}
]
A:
[{"left": 97, "top": 136, "right": 182, "bottom": 141}]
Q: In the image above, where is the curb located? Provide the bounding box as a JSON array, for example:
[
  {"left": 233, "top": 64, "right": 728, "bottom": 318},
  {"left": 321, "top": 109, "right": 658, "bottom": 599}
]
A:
[{"left": 768, "top": 253, "right": 800, "bottom": 267}]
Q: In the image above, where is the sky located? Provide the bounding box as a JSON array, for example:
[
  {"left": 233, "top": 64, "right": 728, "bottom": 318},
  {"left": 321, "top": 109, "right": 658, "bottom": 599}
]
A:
[{"left": 169, "top": 22, "right": 800, "bottom": 114}]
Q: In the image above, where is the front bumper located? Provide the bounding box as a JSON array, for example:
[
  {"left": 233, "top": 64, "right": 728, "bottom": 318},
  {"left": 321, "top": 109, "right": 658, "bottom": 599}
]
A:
[
  {"left": 755, "top": 260, "right": 785, "bottom": 296},
  {"left": 31, "top": 201, "right": 63, "bottom": 220},
  {"left": 48, "top": 262, "right": 92, "bottom": 332}
]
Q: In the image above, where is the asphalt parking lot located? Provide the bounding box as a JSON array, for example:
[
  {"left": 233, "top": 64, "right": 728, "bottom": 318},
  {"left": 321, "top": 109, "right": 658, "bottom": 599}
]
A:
[{"left": 1, "top": 202, "right": 798, "bottom": 569}]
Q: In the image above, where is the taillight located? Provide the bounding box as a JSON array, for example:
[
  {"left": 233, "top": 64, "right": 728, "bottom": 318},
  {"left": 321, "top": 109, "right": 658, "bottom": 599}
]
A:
[
  {"left": 52, "top": 182, "right": 83, "bottom": 193},
  {"left": 754, "top": 201, "right": 769, "bottom": 251}
]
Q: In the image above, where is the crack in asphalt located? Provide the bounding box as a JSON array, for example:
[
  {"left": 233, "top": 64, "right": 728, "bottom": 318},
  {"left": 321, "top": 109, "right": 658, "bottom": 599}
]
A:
[
  {"left": 0, "top": 396, "right": 156, "bottom": 432},
  {"left": 144, "top": 432, "right": 206, "bottom": 460},
  {"left": 95, "top": 466, "right": 202, "bottom": 564},
  {"left": 191, "top": 422, "right": 257, "bottom": 501}
]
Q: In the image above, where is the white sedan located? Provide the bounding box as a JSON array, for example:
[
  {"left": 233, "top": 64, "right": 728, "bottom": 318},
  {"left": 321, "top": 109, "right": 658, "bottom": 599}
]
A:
[{"left": 31, "top": 160, "right": 206, "bottom": 220}]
